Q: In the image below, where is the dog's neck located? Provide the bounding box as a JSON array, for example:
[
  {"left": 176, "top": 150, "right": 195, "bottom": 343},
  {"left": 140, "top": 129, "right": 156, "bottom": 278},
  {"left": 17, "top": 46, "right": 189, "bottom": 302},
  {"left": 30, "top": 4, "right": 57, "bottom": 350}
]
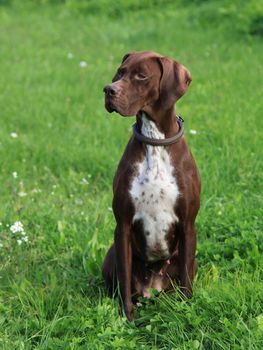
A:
[{"left": 137, "top": 108, "right": 179, "bottom": 138}]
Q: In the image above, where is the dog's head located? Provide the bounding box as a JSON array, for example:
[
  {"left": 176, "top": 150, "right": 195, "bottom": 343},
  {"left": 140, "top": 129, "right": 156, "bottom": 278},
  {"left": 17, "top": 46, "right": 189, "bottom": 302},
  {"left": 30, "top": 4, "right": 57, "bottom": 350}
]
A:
[{"left": 103, "top": 51, "right": 192, "bottom": 118}]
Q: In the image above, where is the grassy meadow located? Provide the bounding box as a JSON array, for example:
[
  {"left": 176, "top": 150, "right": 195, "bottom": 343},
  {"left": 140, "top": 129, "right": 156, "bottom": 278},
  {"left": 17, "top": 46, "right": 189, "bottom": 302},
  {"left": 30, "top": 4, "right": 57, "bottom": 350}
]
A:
[{"left": 0, "top": 0, "right": 263, "bottom": 349}]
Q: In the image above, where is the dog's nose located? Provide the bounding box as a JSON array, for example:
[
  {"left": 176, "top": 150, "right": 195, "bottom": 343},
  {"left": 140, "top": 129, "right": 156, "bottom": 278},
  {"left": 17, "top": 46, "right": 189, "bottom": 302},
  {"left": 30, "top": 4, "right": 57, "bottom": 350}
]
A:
[{"left": 103, "top": 84, "right": 118, "bottom": 96}]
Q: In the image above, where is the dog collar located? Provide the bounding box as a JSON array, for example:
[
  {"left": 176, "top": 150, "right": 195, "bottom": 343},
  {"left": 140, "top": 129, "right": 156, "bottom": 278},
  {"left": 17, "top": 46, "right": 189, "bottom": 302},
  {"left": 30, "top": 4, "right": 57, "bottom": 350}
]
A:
[{"left": 132, "top": 115, "right": 184, "bottom": 146}]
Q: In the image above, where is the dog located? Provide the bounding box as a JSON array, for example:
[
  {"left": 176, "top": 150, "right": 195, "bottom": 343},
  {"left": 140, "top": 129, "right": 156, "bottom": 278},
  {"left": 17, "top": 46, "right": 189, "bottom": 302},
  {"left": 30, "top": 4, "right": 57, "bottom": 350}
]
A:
[{"left": 102, "top": 51, "right": 201, "bottom": 321}]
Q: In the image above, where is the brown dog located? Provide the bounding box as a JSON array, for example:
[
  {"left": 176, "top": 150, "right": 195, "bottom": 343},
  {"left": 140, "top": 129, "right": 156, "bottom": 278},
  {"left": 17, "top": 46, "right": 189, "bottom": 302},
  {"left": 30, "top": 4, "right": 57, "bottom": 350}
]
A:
[{"left": 102, "top": 51, "right": 201, "bottom": 321}]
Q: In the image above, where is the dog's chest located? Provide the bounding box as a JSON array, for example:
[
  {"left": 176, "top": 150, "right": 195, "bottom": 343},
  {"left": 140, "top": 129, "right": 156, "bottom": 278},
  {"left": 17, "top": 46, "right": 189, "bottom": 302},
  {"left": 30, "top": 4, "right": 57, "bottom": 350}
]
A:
[{"left": 129, "top": 115, "right": 179, "bottom": 261}]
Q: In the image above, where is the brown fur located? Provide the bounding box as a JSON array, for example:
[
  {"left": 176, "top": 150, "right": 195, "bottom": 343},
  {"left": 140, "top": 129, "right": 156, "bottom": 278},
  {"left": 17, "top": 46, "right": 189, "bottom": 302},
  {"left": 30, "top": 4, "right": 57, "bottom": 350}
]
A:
[{"left": 102, "top": 51, "right": 201, "bottom": 320}]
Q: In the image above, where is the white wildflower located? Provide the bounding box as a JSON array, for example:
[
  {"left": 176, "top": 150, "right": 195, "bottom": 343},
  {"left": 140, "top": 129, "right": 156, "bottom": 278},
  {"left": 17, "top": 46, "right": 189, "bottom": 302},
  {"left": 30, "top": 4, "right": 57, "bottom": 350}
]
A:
[
  {"left": 79, "top": 61, "right": 87, "bottom": 68},
  {"left": 10, "top": 221, "right": 24, "bottom": 233},
  {"left": 10, "top": 132, "right": 18, "bottom": 138},
  {"left": 189, "top": 129, "right": 197, "bottom": 135},
  {"left": 18, "top": 192, "right": 27, "bottom": 197},
  {"left": 31, "top": 188, "right": 41, "bottom": 194},
  {"left": 17, "top": 239, "right": 23, "bottom": 245},
  {"left": 10, "top": 226, "right": 16, "bottom": 233},
  {"left": 12, "top": 171, "right": 18, "bottom": 178},
  {"left": 22, "top": 236, "right": 28, "bottom": 242},
  {"left": 80, "top": 178, "right": 89, "bottom": 185}
]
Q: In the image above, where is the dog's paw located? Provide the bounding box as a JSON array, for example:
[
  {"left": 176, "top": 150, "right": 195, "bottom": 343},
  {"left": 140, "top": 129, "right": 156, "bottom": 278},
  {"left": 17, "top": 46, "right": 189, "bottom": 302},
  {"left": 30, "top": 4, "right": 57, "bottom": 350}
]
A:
[{"left": 180, "top": 287, "right": 193, "bottom": 299}]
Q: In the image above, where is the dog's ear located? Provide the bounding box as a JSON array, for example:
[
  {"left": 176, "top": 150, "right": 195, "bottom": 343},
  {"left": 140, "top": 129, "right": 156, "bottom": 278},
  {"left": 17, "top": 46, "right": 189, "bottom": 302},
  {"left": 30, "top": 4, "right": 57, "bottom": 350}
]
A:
[{"left": 157, "top": 57, "right": 192, "bottom": 109}]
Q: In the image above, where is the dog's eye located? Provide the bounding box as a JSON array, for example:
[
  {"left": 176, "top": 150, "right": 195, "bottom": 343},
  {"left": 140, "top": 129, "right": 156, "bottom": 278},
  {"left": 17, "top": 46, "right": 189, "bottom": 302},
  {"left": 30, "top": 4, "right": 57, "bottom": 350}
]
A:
[
  {"left": 117, "top": 69, "right": 125, "bottom": 76},
  {"left": 135, "top": 73, "right": 148, "bottom": 80}
]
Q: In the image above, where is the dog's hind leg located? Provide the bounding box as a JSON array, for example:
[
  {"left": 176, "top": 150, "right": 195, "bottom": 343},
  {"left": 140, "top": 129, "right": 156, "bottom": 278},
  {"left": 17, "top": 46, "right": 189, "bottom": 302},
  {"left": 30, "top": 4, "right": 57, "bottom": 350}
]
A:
[{"left": 102, "top": 244, "right": 117, "bottom": 296}]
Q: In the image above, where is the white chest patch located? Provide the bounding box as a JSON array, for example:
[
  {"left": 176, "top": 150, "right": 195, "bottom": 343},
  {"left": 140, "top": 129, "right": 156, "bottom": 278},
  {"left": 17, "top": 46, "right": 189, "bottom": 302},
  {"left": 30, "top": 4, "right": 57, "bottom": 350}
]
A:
[{"left": 129, "top": 114, "right": 179, "bottom": 261}]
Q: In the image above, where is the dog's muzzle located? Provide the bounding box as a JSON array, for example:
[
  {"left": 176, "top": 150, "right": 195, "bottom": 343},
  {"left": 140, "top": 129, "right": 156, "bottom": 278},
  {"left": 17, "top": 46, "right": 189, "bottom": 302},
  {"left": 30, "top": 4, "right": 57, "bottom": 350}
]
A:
[{"left": 103, "top": 84, "right": 120, "bottom": 113}]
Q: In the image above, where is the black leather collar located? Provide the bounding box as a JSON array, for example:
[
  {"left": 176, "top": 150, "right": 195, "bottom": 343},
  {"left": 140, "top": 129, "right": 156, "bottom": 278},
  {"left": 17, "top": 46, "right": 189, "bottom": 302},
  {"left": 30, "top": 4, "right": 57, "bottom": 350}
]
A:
[{"left": 132, "top": 116, "right": 184, "bottom": 146}]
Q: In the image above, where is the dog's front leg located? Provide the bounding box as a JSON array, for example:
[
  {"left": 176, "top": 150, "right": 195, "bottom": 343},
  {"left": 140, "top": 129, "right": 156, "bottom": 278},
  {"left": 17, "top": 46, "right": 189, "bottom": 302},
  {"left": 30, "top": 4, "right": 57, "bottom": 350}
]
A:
[
  {"left": 114, "top": 224, "right": 133, "bottom": 321},
  {"left": 178, "top": 223, "right": 197, "bottom": 298}
]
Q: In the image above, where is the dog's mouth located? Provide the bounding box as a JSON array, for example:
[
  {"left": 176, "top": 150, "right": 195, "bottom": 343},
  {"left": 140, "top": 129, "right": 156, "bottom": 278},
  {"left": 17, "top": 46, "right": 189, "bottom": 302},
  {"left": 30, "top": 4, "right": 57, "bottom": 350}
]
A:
[
  {"left": 104, "top": 95, "right": 134, "bottom": 117},
  {"left": 105, "top": 98, "right": 117, "bottom": 113}
]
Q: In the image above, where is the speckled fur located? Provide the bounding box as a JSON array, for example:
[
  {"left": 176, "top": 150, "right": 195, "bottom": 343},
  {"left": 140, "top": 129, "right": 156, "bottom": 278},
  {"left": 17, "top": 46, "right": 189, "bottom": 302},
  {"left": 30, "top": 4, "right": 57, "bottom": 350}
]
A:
[{"left": 129, "top": 113, "right": 179, "bottom": 261}]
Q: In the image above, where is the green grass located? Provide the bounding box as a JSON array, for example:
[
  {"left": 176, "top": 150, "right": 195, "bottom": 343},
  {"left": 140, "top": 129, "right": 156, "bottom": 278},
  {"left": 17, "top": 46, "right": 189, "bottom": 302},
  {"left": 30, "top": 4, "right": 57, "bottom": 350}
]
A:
[{"left": 0, "top": 1, "right": 263, "bottom": 349}]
